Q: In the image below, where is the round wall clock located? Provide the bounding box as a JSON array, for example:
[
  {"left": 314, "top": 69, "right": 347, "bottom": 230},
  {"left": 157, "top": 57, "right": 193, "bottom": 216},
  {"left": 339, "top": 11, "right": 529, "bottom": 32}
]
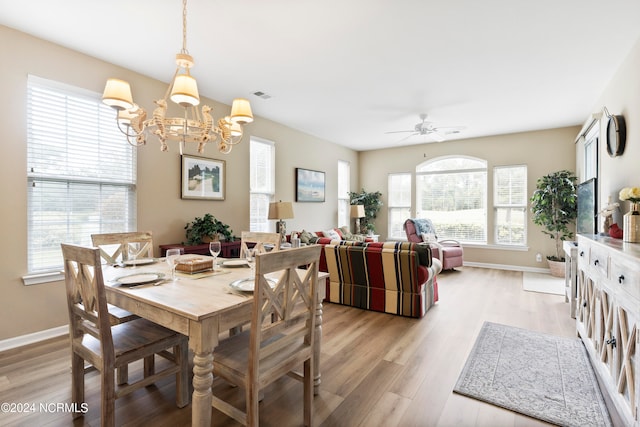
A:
[{"left": 605, "top": 112, "right": 626, "bottom": 157}]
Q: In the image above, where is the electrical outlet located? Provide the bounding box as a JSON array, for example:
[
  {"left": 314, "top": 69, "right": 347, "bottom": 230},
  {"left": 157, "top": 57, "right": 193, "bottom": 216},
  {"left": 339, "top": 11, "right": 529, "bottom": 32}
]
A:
[{"left": 536, "top": 253, "right": 542, "bottom": 263}]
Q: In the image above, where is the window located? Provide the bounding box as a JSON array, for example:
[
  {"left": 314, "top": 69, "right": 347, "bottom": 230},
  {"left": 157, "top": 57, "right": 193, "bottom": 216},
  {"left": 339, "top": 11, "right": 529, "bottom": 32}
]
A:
[
  {"left": 388, "top": 173, "right": 411, "bottom": 239},
  {"left": 416, "top": 156, "right": 487, "bottom": 243},
  {"left": 494, "top": 165, "right": 527, "bottom": 245},
  {"left": 337, "top": 160, "right": 350, "bottom": 228},
  {"left": 249, "top": 137, "right": 275, "bottom": 232},
  {"left": 27, "top": 75, "right": 136, "bottom": 274}
]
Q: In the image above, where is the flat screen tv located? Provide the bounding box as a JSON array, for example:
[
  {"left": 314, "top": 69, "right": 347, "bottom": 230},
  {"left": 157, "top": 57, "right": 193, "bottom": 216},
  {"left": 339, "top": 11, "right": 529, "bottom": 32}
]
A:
[{"left": 577, "top": 178, "right": 597, "bottom": 235}]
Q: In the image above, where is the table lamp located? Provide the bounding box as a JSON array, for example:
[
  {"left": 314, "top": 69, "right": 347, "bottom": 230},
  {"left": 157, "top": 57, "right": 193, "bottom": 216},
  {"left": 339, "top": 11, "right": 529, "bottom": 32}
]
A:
[
  {"left": 268, "top": 201, "right": 294, "bottom": 242},
  {"left": 350, "top": 205, "right": 365, "bottom": 234}
]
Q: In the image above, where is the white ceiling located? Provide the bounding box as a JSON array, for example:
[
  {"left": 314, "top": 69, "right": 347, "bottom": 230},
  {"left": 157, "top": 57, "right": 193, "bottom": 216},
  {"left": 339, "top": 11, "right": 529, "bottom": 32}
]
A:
[{"left": 1, "top": 0, "right": 639, "bottom": 151}]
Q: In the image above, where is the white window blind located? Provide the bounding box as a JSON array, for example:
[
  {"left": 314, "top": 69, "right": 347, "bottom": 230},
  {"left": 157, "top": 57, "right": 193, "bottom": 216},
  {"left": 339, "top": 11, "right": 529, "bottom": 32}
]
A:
[
  {"left": 337, "top": 160, "right": 350, "bottom": 228},
  {"left": 494, "top": 165, "right": 527, "bottom": 245},
  {"left": 388, "top": 173, "right": 411, "bottom": 239},
  {"left": 27, "top": 75, "right": 136, "bottom": 273},
  {"left": 416, "top": 156, "right": 487, "bottom": 243},
  {"left": 250, "top": 137, "right": 275, "bottom": 232}
]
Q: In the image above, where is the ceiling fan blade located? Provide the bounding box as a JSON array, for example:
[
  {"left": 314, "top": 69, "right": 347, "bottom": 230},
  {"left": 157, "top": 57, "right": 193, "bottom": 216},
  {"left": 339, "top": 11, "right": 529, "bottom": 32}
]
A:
[
  {"left": 385, "top": 130, "right": 415, "bottom": 134},
  {"left": 397, "top": 132, "right": 418, "bottom": 143},
  {"left": 428, "top": 131, "right": 446, "bottom": 142}
]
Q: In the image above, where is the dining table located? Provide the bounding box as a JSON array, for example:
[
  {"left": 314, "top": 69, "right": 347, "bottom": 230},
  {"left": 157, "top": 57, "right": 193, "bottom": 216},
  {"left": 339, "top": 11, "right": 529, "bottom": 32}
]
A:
[{"left": 102, "top": 254, "right": 328, "bottom": 427}]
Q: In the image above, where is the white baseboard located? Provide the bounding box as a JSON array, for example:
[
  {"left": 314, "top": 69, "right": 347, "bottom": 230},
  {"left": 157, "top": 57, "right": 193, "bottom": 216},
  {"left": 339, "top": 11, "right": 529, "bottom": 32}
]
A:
[
  {"left": 0, "top": 325, "right": 68, "bottom": 353},
  {"left": 462, "top": 262, "right": 551, "bottom": 275}
]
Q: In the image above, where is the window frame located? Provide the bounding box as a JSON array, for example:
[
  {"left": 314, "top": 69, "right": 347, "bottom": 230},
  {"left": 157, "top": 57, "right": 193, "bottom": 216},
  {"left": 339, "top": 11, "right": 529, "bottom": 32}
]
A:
[
  {"left": 24, "top": 75, "right": 137, "bottom": 284},
  {"left": 493, "top": 164, "right": 527, "bottom": 246},
  {"left": 249, "top": 137, "right": 275, "bottom": 232},
  {"left": 337, "top": 160, "right": 350, "bottom": 228},
  {"left": 387, "top": 172, "right": 412, "bottom": 240}
]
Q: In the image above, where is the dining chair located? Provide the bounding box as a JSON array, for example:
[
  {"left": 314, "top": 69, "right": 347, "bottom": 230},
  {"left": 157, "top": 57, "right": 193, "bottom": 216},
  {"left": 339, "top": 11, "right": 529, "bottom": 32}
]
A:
[
  {"left": 211, "top": 245, "right": 321, "bottom": 427},
  {"left": 91, "top": 232, "right": 155, "bottom": 381},
  {"left": 239, "top": 231, "right": 281, "bottom": 257},
  {"left": 91, "top": 231, "right": 154, "bottom": 265},
  {"left": 61, "top": 243, "right": 189, "bottom": 427}
]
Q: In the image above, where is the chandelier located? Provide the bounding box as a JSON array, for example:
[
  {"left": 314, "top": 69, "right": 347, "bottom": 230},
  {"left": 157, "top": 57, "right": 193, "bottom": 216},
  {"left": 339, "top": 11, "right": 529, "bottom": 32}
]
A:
[{"left": 101, "top": 0, "right": 253, "bottom": 154}]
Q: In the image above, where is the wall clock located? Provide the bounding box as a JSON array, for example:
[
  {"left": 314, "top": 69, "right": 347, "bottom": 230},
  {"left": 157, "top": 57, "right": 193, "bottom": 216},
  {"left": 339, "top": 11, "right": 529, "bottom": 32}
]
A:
[{"left": 604, "top": 108, "right": 626, "bottom": 157}]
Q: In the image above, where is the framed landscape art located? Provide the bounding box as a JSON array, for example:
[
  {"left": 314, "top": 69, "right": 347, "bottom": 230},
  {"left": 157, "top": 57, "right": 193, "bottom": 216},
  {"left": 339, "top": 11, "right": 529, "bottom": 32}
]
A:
[
  {"left": 181, "top": 155, "right": 225, "bottom": 200},
  {"left": 296, "top": 168, "right": 325, "bottom": 202}
]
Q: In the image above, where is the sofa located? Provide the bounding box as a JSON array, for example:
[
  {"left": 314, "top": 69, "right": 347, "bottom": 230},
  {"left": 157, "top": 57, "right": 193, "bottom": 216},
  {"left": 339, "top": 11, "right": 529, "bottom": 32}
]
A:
[
  {"left": 323, "top": 241, "right": 442, "bottom": 318},
  {"left": 403, "top": 218, "right": 464, "bottom": 270}
]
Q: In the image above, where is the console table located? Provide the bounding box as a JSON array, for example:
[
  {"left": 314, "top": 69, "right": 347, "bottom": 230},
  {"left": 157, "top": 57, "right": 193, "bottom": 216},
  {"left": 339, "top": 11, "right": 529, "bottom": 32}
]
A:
[
  {"left": 159, "top": 241, "right": 242, "bottom": 258},
  {"left": 576, "top": 235, "right": 639, "bottom": 426}
]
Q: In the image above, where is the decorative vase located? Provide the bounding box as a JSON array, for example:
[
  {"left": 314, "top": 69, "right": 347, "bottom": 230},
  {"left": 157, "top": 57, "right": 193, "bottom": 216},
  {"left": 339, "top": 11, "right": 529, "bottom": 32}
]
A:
[{"left": 623, "top": 202, "right": 640, "bottom": 243}]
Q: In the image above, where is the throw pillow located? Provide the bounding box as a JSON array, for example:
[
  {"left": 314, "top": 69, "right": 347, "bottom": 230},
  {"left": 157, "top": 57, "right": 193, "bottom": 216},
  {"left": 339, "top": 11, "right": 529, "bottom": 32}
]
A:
[
  {"left": 323, "top": 229, "right": 342, "bottom": 240},
  {"left": 299, "top": 230, "right": 315, "bottom": 244}
]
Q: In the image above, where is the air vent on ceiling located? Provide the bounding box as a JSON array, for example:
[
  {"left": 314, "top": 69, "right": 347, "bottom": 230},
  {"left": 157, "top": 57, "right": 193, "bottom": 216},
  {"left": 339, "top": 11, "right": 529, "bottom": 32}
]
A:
[{"left": 253, "top": 91, "right": 272, "bottom": 100}]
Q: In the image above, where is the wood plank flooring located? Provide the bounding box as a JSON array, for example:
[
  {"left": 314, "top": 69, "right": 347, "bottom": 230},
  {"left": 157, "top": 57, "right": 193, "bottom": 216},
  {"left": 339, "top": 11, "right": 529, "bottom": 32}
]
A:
[{"left": 0, "top": 267, "right": 576, "bottom": 426}]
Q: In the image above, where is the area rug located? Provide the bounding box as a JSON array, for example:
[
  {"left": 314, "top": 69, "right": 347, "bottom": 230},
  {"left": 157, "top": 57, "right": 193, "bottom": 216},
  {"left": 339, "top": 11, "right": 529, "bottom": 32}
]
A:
[
  {"left": 454, "top": 322, "right": 611, "bottom": 427},
  {"left": 522, "top": 271, "right": 565, "bottom": 295}
]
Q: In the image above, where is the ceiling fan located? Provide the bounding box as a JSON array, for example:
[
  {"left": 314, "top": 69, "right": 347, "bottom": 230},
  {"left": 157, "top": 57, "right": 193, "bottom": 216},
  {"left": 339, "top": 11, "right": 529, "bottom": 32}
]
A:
[{"left": 385, "top": 113, "right": 465, "bottom": 143}]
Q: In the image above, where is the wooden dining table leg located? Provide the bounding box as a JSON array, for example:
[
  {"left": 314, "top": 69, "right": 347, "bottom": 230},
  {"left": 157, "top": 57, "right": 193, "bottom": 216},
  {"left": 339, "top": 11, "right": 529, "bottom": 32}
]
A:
[{"left": 189, "top": 318, "right": 218, "bottom": 427}]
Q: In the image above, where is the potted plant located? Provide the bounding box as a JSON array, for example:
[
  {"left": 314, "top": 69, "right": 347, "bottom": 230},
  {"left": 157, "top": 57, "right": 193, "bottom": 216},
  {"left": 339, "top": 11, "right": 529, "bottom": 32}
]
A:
[
  {"left": 184, "top": 213, "right": 233, "bottom": 245},
  {"left": 530, "top": 170, "right": 578, "bottom": 277},
  {"left": 349, "top": 189, "right": 383, "bottom": 235}
]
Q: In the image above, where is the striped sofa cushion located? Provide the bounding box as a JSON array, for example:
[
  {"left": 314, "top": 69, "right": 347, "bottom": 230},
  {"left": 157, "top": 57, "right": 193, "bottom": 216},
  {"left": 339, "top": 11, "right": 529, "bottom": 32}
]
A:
[{"left": 324, "top": 242, "right": 438, "bottom": 318}]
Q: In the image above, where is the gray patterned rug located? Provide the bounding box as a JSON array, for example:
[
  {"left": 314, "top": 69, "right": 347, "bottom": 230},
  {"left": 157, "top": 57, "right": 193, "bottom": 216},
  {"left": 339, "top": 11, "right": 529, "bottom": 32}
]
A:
[{"left": 454, "top": 322, "right": 611, "bottom": 427}]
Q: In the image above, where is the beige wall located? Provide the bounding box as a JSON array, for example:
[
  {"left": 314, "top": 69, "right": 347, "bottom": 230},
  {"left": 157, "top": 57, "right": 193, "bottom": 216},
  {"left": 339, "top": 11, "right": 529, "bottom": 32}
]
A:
[
  {"left": 0, "top": 25, "right": 357, "bottom": 340},
  {"left": 577, "top": 36, "right": 640, "bottom": 227},
  {"left": 359, "top": 127, "right": 580, "bottom": 269}
]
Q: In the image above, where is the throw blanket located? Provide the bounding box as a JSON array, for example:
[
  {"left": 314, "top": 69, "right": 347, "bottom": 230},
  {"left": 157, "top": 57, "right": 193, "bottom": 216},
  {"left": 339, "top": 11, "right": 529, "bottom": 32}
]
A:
[{"left": 405, "top": 218, "right": 437, "bottom": 239}]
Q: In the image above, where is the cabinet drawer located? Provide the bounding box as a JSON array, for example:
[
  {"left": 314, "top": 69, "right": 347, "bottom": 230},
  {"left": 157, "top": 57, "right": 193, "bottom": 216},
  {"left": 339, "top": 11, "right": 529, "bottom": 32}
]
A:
[
  {"left": 577, "top": 246, "right": 590, "bottom": 269},
  {"left": 610, "top": 257, "right": 640, "bottom": 301},
  {"left": 588, "top": 245, "right": 609, "bottom": 278}
]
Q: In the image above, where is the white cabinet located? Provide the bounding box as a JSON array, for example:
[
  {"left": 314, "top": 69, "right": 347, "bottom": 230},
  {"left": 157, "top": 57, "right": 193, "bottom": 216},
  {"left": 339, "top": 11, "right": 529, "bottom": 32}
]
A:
[{"left": 576, "top": 235, "right": 640, "bottom": 427}]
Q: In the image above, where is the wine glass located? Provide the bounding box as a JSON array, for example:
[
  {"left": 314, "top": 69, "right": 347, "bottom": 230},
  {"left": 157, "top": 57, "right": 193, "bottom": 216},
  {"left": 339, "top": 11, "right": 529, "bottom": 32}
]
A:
[
  {"left": 209, "top": 241, "right": 221, "bottom": 270},
  {"left": 165, "top": 249, "right": 181, "bottom": 280},
  {"left": 129, "top": 242, "right": 141, "bottom": 268},
  {"left": 244, "top": 247, "right": 256, "bottom": 275}
]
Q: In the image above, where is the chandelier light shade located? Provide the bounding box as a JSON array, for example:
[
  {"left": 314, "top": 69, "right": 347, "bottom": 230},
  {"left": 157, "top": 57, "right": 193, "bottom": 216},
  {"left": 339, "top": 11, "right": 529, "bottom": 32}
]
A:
[
  {"left": 101, "top": 0, "right": 252, "bottom": 154},
  {"left": 268, "top": 201, "right": 294, "bottom": 242}
]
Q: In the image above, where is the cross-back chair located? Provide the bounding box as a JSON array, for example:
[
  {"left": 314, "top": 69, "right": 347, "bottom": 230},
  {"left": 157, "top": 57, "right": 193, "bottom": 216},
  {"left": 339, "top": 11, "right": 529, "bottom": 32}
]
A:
[
  {"left": 211, "top": 245, "right": 322, "bottom": 427},
  {"left": 61, "top": 243, "right": 189, "bottom": 427},
  {"left": 239, "top": 231, "right": 281, "bottom": 257},
  {"left": 91, "top": 231, "right": 154, "bottom": 265}
]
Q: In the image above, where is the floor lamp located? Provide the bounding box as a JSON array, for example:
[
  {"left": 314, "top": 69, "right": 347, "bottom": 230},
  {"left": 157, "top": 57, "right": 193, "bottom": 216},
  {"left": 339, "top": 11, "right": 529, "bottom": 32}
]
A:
[
  {"left": 350, "top": 205, "right": 365, "bottom": 234},
  {"left": 268, "top": 201, "right": 294, "bottom": 242}
]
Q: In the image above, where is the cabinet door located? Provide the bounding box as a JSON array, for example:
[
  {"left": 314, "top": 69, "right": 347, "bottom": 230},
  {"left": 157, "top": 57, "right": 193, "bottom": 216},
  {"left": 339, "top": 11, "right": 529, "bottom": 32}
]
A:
[
  {"left": 598, "top": 287, "right": 616, "bottom": 378},
  {"left": 577, "top": 270, "right": 598, "bottom": 344},
  {"left": 614, "top": 304, "right": 638, "bottom": 422}
]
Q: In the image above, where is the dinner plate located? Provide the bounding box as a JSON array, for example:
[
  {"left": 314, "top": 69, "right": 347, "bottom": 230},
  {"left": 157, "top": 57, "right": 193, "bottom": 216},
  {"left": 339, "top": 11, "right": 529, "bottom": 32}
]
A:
[
  {"left": 122, "top": 258, "right": 156, "bottom": 266},
  {"left": 229, "top": 278, "right": 276, "bottom": 292},
  {"left": 222, "top": 259, "right": 249, "bottom": 267},
  {"left": 115, "top": 272, "right": 164, "bottom": 286}
]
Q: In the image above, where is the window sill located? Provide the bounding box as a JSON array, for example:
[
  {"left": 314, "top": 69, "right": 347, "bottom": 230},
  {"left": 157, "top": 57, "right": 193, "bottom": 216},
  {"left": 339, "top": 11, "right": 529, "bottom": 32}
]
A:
[{"left": 22, "top": 270, "right": 64, "bottom": 286}]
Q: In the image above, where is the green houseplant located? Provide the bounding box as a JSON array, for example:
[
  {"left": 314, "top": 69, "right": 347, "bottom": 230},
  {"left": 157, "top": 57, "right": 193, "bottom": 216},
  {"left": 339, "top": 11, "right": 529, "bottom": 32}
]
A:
[
  {"left": 349, "top": 189, "right": 383, "bottom": 235},
  {"left": 530, "top": 170, "right": 577, "bottom": 276},
  {"left": 184, "top": 213, "right": 233, "bottom": 245}
]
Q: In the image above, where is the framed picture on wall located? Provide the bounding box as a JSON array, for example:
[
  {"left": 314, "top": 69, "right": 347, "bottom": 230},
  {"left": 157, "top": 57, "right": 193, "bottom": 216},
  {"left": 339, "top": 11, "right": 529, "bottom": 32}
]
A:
[
  {"left": 295, "top": 168, "right": 325, "bottom": 202},
  {"left": 181, "top": 155, "right": 225, "bottom": 200}
]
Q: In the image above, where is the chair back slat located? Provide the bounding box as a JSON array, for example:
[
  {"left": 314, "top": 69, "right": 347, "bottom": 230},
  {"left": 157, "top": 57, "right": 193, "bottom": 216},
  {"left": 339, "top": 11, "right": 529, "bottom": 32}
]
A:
[
  {"left": 250, "top": 246, "right": 321, "bottom": 378},
  {"left": 61, "top": 243, "right": 114, "bottom": 358},
  {"left": 240, "top": 231, "right": 281, "bottom": 257},
  {"left": 91, "top": 231, "right": 154, "bottom": 264}
]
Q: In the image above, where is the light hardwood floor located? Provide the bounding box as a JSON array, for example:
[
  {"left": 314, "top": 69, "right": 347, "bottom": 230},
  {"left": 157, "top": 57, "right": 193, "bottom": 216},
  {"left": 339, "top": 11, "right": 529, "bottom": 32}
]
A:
[{"left": 0, "top": 267, "right": 576, "bottom": 426}]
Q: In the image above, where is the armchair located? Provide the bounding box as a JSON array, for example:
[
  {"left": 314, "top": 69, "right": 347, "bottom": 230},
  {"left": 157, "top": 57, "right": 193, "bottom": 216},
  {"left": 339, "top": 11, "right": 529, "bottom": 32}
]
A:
[{"left": 403, "top": 218, "right": 463, "bottom": 270}]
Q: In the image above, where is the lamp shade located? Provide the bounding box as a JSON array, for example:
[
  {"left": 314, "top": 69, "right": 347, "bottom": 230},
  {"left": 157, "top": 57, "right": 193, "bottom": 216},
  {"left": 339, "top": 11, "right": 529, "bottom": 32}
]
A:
[
  {"left": 170, "top": 74, "right": 200, "bottom": 107},
  {"left": 230, "top": 98, "right": 254, "bottom": 124},
  {"left": 268, "top": 201, "right": 294, "bottom": 220},
  {"left": 350, "top": 205, "right": 365, "bottom": 218},
  {"left": 102, "top": 78, "right": 134, "bottom": 110}
]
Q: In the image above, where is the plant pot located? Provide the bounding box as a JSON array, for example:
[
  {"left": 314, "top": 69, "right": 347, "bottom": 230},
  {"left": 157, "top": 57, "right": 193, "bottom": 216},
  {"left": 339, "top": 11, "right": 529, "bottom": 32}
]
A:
[{"left": 548, "top": 259, "right": 565, "bottom": 278}]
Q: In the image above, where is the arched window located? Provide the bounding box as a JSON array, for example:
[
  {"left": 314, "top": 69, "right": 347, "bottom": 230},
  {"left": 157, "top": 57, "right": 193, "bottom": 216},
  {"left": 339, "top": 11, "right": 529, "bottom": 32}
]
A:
[{"left": 416, "top": 156, "right": 487, "bottom": 243}]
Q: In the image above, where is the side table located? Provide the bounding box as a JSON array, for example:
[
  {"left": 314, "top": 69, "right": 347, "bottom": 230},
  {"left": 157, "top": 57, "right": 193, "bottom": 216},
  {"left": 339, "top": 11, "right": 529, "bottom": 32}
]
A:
[{"left": 159, "top": 241, "right": 243, "bottom": 258}]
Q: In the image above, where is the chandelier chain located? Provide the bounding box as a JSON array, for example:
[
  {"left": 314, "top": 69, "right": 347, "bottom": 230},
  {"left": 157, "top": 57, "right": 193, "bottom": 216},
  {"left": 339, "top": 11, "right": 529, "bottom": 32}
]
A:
[{"left": 181, "top": 0, "right": 188, "bottom": 55}]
